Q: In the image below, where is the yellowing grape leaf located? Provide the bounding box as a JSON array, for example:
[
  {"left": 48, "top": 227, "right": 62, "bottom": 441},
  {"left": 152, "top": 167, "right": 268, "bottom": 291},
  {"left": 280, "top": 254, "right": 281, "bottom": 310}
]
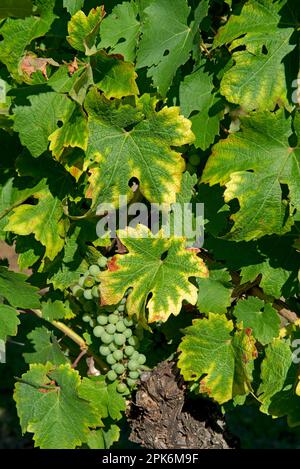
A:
[
  {"left": 67, "top": 6, "right": 104, "bottom": 55},
  {"left": 5, "top": 186, "right": 69, "bottom": 261},
  {"left": 85, "top": 87, "right": 194, "bottom": 208},
  {"left": 91, "top": 51, "right": 139, "bottom": 99},
  {"left": 214, "top": 0, "right": 296, "bottom": 111},
  {"left": 14, "top": 363, "right": 100, "bottom": 449},
  {"left": 99, "top": 225, "right": 208, "bottom": 323},
  {"left": 202, "top": 110, "right": 300, "bottom": 241},
  {"left": 178, "top": 313, "right": 257, "bottom": 404}
]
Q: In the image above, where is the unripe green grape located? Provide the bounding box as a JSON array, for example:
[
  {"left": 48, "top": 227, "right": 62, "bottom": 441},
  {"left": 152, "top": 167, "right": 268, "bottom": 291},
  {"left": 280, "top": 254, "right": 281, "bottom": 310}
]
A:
[
  {"left": 83, "top": 289, "right": 93, "bottom": 300},
  {"left": 114, "top": 363, "right": 125, "bottom": 375},
  {"left": 106, "top": 353, "right": 117, "bottom": 365},
  {"left": 124, "top": 345, "right": 134, "bottom": 357},
  {"left": 123, "top": 328, "right": 132, "bottom": 339},
  {"left": 189, "top": 153, "right": 201, "bottom": 166},
  {"left": 126, "top": 377, "right": 137, "bottom": 387},
  {"left": 83, "top": 301, "right": 94, "bottom": 313},
  {"left": 114, "top": 333, "right": 126, "bottom": 346},
  {"left": 117, "top": 382, "right": 128, "bottom": 393},
  {"left": 97, "top": 257, "right": 108, "bottom": 268},
  {"left": 108, "top": 313, "right": 119, "bottom": 324},
  {"left": 106, "top": 323, "right": 116, "bottom": 334},
  {"left": 93, "top": 325, "right": 104, "bottom": 337},
  {"left": 128, "top": 335, "right": 139, "bottom": 347},
  {"left": 78, "top": 276, "right": 85, "bottom": 288},
  {"left": 83, "top": 276, "right": 95, "bottom": 288},
  {"left": 113, "top": 350, "right": 123, "bottom": 361},
  {"left": 97, "top": 314, "right": 108, "bottom": 325},
  {"left": 117, "top": 304, "right": 125, "bottom": 312},
  {"left": 129, "top": 371, "right": 140, "bottom": 380},
  {"left": 91, "top": 286, "right": 99, "bottom": 298},
  {"left": 186, "top": 162, "right": 196, "bottom": 174},
  {"left": 138, "top": 354, "right": 146, "bottom": 365},
  {"left": 128, "top": 360, "right": 139, "bottom": 371},
  {"left": 72, "top": 285, "right": 83, "bottom": 297},
  {"left": 116, "top": 320, "right": 126, "bottom": 333},
  {"left": 107, "top": 370, "right": 117, "bottom": 382},
  {"left": 132, "top": 351, "right": 139, "bottom": 360},
  {"left": 109, "top": 342, "right": 117, "bottom": 352},
  {"left": 89, "top": 264, "right": 101, "bottom": 276},
  {"left": 82, "top": 314, "right": 91, "bottom": 323},
  {"left": 101, "top": 332, "right": 113, "bottom": 344},
  {"left": 89, "top": 319, "right": 94, "bottom": 327},
  {"left": 99, "top": 345, "right": 110, "bottom": 356},
  {"left": 124, "top": 317, "right": 133, "bottom": 327}
]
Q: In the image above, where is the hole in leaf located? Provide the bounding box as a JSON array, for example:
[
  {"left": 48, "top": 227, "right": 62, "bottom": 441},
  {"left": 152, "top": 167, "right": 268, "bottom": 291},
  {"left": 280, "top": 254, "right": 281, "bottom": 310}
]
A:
[
  {"left": 160, "top": 250, "right": 169, "bottom": 261},
  {"left": 128, "top": 177, "right": 139, "bottom": 188},
  {"left": 261, "top": 45, "right": 268, "bottom": 55},
  {"left": 163, "top": 49, "right": 170, "bottom": 57},
  {"left": 57, "top": 120, "right": 63, "bottom": 128},
  {"left": 116, "top": 37, "right": 126, "bottom": 45},
  {"left": 0, "top": 34, "right": 3, "bottom": 41}
]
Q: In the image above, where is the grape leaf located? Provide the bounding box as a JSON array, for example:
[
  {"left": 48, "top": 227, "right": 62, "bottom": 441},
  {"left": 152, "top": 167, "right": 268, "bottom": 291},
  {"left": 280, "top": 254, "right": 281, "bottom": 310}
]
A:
[
  {"left": 99, "top": 225, "right": 208, "bottom": 323},
  {"left": 257, "top": 338, "right": 293, "bottom": 414},
  {"left": 78, "top": 376, "right": 126, "bottom": 421},
  {"left": 14, "top": 363, "right": 100, "bottom": 449},
  {"left": 0, "top": 304, "right": 20, "bottom": 341},
  {"left": 179, "top": 65, "right": 224, "bottom": 150},
  {"left": 41, "top": 298, "right": 74, "bottom": 321},
  {"left": 92, "top": 51, "right": 139, "bottom": 99},
  {"left": 197, "top": 267, "right": 233, "bottom": 314},
  {"left": 214, "top": 0, "right": 295, "bottom": 111},
  {"left": 234, "top": 297, "right": 280, "bottom": 346},
  {"left": 202, "top": 110, "right": 300, "bottom": 240},
  {"left": 136, "top": 0, "right": 197, "bottom": 96},
  {"left": 0, "top": 0, "right": 56, "bottom": 79},
  {"left": 5, "top": 186, "right": 69, "bottom": 261},
  {"left": 178, "top": 313, "right": 257, "bottom": 404},
  {"left": 99, "top": 1, "right": 140, "bottom": 62},
  {"left": 85, "top": 87, "right": 194, "bottom": 208},
  {"left": 240, "top": 261, "right": 290, "bottom": 298},
  {"left": 13, "top": 92, "right": 72, "bottom": 158},
  {"left": 0, "top": 266, "right": 40, "bottom": 308},
  {"left": 67, "top": 6, "right": 104, "bottom": 55},
  {"left": 86, "top": 425, "right": 120, "bottom": 449},
  {"left": 23, "top": 327, "right": 68, "bottom": 365},
  {"left": 0, "top": 0, "right": 33, "bottom": 19},
  {"left": 63, "top": 0, "right": 84, "bottom": 16}
]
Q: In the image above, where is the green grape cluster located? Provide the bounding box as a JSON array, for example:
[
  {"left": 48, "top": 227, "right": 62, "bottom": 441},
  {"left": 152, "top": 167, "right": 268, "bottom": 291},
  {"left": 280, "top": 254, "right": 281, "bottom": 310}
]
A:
[
  {"left": 71, "top": 256, "right": 108, "bottom": 327},
  {"left": 93, "top": 290, "right": 146, "bottom": 394}
]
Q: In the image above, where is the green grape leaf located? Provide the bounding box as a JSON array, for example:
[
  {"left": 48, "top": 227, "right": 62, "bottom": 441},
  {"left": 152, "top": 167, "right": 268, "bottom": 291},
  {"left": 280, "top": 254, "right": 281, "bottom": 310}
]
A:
[
  {"left": 99, "top": 1, "right": 140, "bottom": 62},
  {"left": 99, "top": 225, "right": 208, "bottom": 323},
  {"left": 14, "top": 363, "right": 100, "bottom": 449},
  {"left": 78, "top": 376, "right": 126, "bottom": 421},
  {"left": 0, "top": 0, "right": 33, "bottom": 19},
  {"left": 257, "top": 337, "right": 293, "bottom": 414},
  {"left": 234, "top": 297, "right": 280, "bottom": 346},
  {"left": 179, "top": 65, "right": 224, "bottom": 150},
  {"left": 214, "top": 0, "right": 295, "bottom": 111},
  {"left": 0, "top": 266, "right": 40, "bottom": 308},
  {"left": 63, "top": 0, "right": 84, "bottom": 16},
  {"left": 202, "top": 110, "right": 300, "bottom": 240},
  {"left": 92, "top": 51, "right": 139, "bottom": 99},
  {"left": 86, "top": 425, "right": 120, "bottom": 449},
  {"left": 67, "top": 6, "right": 104, "bottom": 55},
  {"left": 197, "top": 267, "right": 233, "bottom": 314},
  {"left": 178, "top": 313, "right": 257, "bottom": 404},
  {"left": 0, "top": 304, "right": 20, "bottom": 341},
  {"left": 85, "top": 88, "right": 194, "bottom": 208},
  {"left": 23, "top": 327, "right": 68, "bottom": 365},
  {"left": 240, "top": 261, "right": 290, "bottom": 298},
  {"left": 0, "top": 0, "right": 56, "bottom": 80},
  {"left": 13, "top": 92, "right": 72, "bottom": 157},
  {"left": 136, "top": 0, "right": 196, "bottom": 96},
  {"left": 5, "top": 186, "right": 69, "bottom": 261},
  {"left": 41, "top": 299, "right": 74, "bottom": 321}
]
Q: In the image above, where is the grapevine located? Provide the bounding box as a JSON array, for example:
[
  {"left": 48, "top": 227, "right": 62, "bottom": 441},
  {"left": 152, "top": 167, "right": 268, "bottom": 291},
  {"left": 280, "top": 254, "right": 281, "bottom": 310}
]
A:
[{"left": 0, "top": 0, "right": 300, "bottom": 451}]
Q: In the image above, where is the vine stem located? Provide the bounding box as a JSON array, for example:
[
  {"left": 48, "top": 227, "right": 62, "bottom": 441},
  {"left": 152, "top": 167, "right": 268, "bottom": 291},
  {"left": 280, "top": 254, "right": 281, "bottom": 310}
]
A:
[{"left": 20, "top": 308, "right": 109, "bottom": 372}]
